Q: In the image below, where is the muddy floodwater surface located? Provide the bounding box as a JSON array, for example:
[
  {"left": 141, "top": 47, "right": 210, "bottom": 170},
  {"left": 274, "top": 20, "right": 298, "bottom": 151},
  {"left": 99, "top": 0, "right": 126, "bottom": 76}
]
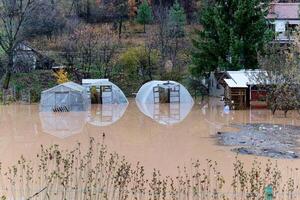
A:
[{"left": 1, "top": 98, "right": 300, "bottom": 182}]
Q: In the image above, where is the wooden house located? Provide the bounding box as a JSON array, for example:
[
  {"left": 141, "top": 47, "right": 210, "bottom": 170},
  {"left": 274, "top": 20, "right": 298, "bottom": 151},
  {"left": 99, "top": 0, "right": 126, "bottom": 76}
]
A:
[
  {"left": 209, "top": 70, "right": 268, "bottom": 110},
  {"left": 13, "top": 42, "right": 55, "bottom": 73}
]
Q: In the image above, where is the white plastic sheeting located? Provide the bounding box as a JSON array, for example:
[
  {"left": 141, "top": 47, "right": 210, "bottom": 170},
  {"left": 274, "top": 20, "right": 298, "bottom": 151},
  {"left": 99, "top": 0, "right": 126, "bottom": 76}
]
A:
[
  {"left": 136, "top": 101, "right": 193, "bottom": 125},
  {"left": 135, "top": 80, "right": 194, "bottom": 104},
  {"left": 39, "top": 112, "right": 88, "bottom": 139},
  {"left": 40, "top": 82, "right": 90, "bottom": 112},
  {"left": 136, "top": 80, "right": 194, "bottom": 125},
  {"left": 82, "top": 79, "right": 128, "bottom": 104},
  {"left": 87, "top": 104, "right": 128, "bottom": 126}
]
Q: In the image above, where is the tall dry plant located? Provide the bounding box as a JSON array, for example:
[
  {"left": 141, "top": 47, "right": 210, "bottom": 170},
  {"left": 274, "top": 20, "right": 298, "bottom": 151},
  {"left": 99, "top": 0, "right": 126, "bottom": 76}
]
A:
[{"left": 0, "top": 137, "right": 299, "bottom": 200}]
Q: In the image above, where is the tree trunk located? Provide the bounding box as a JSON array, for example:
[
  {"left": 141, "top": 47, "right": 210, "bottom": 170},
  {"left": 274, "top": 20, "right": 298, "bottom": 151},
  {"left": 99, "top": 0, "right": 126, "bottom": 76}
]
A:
[
  {"left": 144, "top": 24, "right": 146, "bottom": 33},
  {"left": 118, "top": 19, "right": 123, "bottom": 39},
  {"left": 3, "top": 52, "right": 13, "bottom": 89}
]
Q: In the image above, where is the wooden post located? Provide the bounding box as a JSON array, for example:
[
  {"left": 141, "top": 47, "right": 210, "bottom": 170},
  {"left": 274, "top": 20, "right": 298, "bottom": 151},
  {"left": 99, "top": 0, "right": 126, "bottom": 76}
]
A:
[{"left": 29, "top": 90, "right": 31, "bottom": 104}]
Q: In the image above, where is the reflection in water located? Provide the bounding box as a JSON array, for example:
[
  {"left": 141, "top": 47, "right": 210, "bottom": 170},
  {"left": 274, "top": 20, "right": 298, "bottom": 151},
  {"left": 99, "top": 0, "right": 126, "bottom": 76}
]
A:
[
  {"left": 88, "top": 104, "right": 128, "bottom": 126},
  {"left": 0, "top": 98, "right": 299, "bottom": 182},
  {"left": 39, "top": 112, "right": 88, "bottom": 139},
  {"left": 136, "top": 101, "right": 194, "bottom": 125}
]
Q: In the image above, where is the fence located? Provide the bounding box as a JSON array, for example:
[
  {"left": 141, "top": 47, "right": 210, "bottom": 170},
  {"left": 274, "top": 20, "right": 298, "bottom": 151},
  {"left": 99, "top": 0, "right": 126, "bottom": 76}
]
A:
[{"left": 1, "top": 87, "right": 32, "bottom": 104}]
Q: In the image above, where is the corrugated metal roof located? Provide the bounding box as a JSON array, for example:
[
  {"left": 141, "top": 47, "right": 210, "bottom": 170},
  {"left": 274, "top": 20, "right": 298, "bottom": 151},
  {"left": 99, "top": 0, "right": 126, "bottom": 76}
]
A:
[
  {"left": 224, "top": 79, "right": 248, "bottom": 88},
  {"left": 224, "top": 70, "right": 267, "bottom": 88}
]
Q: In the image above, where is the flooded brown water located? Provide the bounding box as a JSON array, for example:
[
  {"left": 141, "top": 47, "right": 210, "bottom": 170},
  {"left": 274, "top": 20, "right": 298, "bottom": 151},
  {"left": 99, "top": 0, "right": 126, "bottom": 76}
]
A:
[{"left": 0, "top": 98, "right": 300, "bottom": 182}]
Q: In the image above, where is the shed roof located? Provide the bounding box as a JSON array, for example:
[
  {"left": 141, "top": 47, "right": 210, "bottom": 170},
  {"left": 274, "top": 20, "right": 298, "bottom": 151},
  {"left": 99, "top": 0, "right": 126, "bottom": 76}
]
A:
[
  {"left": 82, "top": 79, "right": 111, "bottom": 86},
  {"left": 224, "top": 70, "right": 266, "bottom": 88},
  {"left": 224, "top": 78, "right": 247, "bottom": 88},
  {"left": 42, "top": 82, "right": 85, "bottom": 93}
]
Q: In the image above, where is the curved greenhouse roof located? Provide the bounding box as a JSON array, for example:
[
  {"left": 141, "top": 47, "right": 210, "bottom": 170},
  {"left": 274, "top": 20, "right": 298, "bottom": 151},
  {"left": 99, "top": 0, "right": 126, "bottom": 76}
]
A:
[
  {"left": 136, "top": 80, "right": 194, "bottom": 104},
  {"left": 82, "top": 79, "right": 128, "bottom": 104}
]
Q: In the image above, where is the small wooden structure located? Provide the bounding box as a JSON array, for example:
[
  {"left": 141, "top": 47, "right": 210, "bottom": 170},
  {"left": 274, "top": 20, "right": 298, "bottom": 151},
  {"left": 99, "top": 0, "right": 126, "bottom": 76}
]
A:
[
  {"left": 224, "top": 82, "right": 248, "bottom": 110},
  {"left": 13, "top": 42, "right": 55, "bottom": 72},
  {"left": 222, "top": 70, "right": 267, "bottom": 110}
]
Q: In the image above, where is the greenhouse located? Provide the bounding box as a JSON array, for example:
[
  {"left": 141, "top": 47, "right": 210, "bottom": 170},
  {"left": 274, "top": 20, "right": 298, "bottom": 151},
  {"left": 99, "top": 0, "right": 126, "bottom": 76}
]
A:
[
  {"left": 82, "top": 79, "right": 128, "bottom": 104},
  {"left": 40, "top": 82, "right": 90, "bottom": 112},
  {"left": 136, "top": 80, "right": 194, "bottom": 104}
]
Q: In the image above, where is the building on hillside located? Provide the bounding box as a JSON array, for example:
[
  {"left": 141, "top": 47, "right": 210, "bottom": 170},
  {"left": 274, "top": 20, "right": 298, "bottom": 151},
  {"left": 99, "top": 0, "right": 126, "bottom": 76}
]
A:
[
  {"left": 267, "top": 2, "right": 300, "bottom": 43},
  {"left": 209, "top": 70, "right": 268, "bottom": 110},
  {"left": 208, "top": 72, "right": 229, "bottom": 97},
  {"left": 13, "top": 42, "right": 55, "bottom": 72}
]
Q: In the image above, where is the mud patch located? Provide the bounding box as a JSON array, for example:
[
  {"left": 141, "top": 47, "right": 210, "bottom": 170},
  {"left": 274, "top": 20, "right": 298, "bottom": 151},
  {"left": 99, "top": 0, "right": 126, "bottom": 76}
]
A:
[{"left": 218, "top": 123, "right": 300, "bottom": 159}]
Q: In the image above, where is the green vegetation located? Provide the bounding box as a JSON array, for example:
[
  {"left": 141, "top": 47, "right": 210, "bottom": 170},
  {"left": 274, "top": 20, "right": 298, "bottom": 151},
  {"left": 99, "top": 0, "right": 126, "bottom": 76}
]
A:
[
  {"left": 0, "top": 0, "right": 295, "bottom": 103},
  {"left": 136, "top": 0, "right": 153, "bottom": 33},
  {"left": 258, "top": 32, "right": 300, "bottom": 116},
  {"left": 9, "top": 70, "right": 56, "bottom": 102},
  {"left": 190, "top": 0, "right": 272, "bottom": 77},
  {"left": 168, "top": 0, "right": 187, "bottom": 38}
]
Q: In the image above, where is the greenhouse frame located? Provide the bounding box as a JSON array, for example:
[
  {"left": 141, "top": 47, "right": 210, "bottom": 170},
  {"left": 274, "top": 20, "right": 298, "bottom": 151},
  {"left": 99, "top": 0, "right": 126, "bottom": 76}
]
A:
[
  {"left": 135, "top": 80, "right": 194, "bottom": 104},
  {"left": 82, "top": 79, "right": 128, "bottom": 104},
  {"left": 40, "top": 82, "right": 91, "bottom": 112}
]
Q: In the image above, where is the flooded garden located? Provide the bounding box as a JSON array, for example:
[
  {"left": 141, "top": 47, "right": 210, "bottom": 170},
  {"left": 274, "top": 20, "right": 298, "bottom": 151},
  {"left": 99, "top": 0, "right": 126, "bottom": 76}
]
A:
[{"left": 0, "top": 98, "right": 300, "bottom": 199}]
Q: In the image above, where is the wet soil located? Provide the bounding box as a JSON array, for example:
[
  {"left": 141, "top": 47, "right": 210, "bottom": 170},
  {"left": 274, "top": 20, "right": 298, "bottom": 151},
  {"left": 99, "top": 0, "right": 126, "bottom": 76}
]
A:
[{"left": 218, "top": 123, "right": 300, "bottom": 159}]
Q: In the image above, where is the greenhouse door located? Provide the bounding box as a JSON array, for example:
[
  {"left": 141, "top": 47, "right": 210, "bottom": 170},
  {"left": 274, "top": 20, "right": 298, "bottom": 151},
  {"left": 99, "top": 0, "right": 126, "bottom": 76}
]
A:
[
  {"left": 159, "top": 87, "right": 170, "bottom": 103},
  {"left": 55, "top": 92, "right": 69, "bottom": 109},
  {"left": 100, "top": 85, "right": 113, "bottom": 104}
]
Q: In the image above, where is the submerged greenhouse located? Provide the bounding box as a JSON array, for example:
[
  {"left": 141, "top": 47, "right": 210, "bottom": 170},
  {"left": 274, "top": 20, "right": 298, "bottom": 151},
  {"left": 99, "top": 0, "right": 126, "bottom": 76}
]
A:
[
  {"left": 82, "top": 79, "right": 128, "bottom": 104},
  {"left": 40, "top": 82, "right": 90, "bottom": 112},
  {"left": 136, "top": 80, "right": 194, "bottom": 104}
]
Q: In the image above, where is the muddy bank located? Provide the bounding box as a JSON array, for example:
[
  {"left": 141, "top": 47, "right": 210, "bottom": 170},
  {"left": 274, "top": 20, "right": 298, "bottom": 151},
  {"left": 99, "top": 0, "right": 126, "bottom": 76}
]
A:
[{"left": 217, "top": 123, "right": 300, "bottom": 159}]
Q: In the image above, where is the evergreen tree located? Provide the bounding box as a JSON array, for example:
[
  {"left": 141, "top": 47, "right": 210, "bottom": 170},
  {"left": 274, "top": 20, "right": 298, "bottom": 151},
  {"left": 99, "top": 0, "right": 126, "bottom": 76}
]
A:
[
  {"left": 168, "top": 0, "right": 187, "bottom": 38},
  {"left": 190, "top": 0, "right": 272, "bottom": 77},
  {"left": 136, "top": 0, "right": 153, "bottom": 33}
]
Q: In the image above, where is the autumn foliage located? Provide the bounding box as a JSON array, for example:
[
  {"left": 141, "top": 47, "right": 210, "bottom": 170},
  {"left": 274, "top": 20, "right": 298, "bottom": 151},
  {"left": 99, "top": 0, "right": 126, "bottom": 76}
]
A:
[{"left": 54, "top": 69, "right": 69, "bottom": 84}]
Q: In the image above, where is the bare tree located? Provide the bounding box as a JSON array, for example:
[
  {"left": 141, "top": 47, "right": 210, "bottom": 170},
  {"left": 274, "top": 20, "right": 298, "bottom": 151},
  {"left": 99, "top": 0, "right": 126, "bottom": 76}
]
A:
[
  {"left": 0, "top": 0, "right": 38, "bottom": 89},
  {"left": 61, "top": 24, "right": 119, "bottom": 77},
  {"left": 258, "top": 39, "right": 300, "bottom": 117}
]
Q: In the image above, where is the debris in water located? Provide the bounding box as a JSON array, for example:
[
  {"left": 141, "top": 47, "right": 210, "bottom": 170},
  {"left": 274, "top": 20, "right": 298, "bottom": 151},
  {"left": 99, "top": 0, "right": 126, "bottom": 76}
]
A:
[{"left": 217, "top": 123, "right": 300, "bottom": 159}]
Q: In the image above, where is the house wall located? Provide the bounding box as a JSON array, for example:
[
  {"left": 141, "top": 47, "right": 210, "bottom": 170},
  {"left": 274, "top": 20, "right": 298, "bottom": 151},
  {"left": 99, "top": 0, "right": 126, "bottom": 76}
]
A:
[{"left": 208, "top": 73, "right": 224, "bottom": 97}]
